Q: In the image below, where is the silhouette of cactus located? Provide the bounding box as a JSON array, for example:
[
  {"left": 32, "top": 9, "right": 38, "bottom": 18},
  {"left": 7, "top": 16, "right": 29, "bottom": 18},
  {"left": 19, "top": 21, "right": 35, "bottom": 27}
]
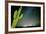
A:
[{"left": 12, "top": 7, "right": 23, "bottom": 28}]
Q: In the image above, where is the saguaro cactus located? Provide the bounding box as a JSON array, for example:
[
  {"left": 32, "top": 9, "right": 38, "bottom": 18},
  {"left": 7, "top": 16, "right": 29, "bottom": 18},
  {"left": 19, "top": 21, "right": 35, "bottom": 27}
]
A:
[{"left": 12, "top": 7, "right": 23, "bottom": 28}]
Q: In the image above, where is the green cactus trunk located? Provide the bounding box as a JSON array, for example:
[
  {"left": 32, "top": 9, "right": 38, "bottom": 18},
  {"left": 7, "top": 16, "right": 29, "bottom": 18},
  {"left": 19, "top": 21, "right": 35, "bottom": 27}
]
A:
[{"left": 12, "top": 7, "right": 23, "bottom": 28}]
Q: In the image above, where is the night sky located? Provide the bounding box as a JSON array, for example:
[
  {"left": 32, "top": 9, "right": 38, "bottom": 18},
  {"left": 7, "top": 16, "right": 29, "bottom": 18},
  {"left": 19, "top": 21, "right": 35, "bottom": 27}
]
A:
[{"left": 11, "top": 6, "right": 41, "bottom": 28}]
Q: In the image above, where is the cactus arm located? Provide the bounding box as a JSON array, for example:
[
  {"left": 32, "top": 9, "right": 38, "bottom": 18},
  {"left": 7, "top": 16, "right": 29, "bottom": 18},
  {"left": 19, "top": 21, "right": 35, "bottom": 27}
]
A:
[
  {"left": 17, "top": 6, "right": 22, "bottom": 16},
  {"left": 13, "top": 10, "right": 17, "bottom": 19},
  {"left": 19, "top": 14, "right": 23, "bottom": 20}
]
